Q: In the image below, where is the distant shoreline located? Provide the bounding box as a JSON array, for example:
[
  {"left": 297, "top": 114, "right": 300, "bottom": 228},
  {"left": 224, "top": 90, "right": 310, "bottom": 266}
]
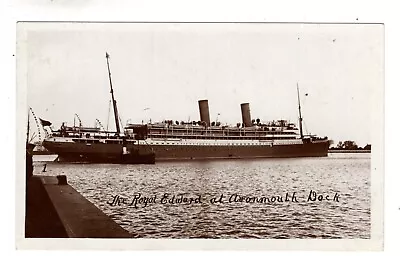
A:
[{"left": 328, "top": 150, "right": 371, "bottom": 153}]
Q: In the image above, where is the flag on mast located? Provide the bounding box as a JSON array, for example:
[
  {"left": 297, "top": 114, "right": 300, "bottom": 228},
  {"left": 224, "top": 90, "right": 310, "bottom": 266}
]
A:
[{"left": 39, "top": 118, "right": 52, "bottom": 127}]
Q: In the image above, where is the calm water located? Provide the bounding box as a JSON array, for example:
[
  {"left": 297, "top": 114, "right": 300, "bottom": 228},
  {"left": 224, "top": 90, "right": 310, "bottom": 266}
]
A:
[{"left": 33, "top": 153, "right": 371, "bottom": 238}]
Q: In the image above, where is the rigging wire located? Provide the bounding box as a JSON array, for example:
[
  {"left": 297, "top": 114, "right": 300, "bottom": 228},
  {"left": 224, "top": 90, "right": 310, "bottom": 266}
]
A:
[
  {"left": 302, "top": 91, "right": 309, "bottom": 135},
  {"left": 106, "top": 100, "right": 111, "bottom": 131},
  {"left": 74, "top": 113, "right": 82, "bottom": 127},
  {"left": 96, "top": 119, "right": 105, "bottom": 131},
  {"left": 29, "top": 132, "right": 37, "bottom": 143},
  {"left": 118, "top": 115, "right": 124, "bottom": 132},
  {"left": 303, "top": 120, "right": 309, "bottom": 135},
  {"left": 29, "top": 107, "right": 42, "bottom": 142}
]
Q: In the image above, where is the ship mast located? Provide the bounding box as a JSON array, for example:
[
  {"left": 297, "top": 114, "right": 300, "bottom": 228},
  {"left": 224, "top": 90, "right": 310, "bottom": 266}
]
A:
[
  {"left": 105, "top": 52, "right": 121, "bottom": 134},
  {"left": 296, "top": 83, "right": 304, "bottom": 139}
]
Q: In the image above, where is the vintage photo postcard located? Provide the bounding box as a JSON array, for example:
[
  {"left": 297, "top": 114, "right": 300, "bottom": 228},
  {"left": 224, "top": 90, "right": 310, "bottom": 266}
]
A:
[{"left": 16, "top": 22, "right": 384, "bottom": 250}]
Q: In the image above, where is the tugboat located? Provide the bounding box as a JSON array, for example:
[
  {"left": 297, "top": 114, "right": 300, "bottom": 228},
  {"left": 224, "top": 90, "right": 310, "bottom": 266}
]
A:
[{"left": 120, "top": 136, "right": 155, "bottom": 164}]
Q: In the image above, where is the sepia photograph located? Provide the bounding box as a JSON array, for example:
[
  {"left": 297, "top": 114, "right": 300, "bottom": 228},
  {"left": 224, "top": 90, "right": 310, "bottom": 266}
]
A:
[{"left": 16, "top": 22, "right": 384, "bottom": 249}]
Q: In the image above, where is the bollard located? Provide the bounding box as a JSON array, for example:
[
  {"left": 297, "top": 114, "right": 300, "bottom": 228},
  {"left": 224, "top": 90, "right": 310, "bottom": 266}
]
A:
[{"left": 57, "top": 175, "right": 68, "bottom": 185}]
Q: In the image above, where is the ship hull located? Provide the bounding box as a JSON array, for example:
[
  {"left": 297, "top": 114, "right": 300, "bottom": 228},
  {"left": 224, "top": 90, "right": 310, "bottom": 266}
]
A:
[
  {"left": 43, "top": 139, "right": 330, "bottom": 163},
  {"left": 150, "top": 141, "right": 329, "bottom": 161}
]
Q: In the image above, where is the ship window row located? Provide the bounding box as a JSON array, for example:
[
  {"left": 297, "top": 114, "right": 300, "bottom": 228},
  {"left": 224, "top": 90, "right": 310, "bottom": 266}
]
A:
[
  {"left": 149, "top": 131, "right": 296, "bottom": 136},
  {"left": 148, "top": 134, "right": 295, "bottom": 140},
  {"left": 72, "top": 139, "right": 101, "bottom": 144},
  {"left": 151, "top": 142, "right": 271, "bottom": 146},
  {"left": 150, "top": 140, "right": 303, "bottom": 145},
  {"left": 149, "top": 126, "right": 297, "bottom": 132},
  {"left": 72, "top": 139, "right": 137, "bottom": 144},
  {"left": 55, "top": 133, "right": 143, "bottom": 140}
]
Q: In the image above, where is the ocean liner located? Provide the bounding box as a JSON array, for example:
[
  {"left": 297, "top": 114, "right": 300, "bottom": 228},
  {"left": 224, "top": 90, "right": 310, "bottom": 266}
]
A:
[{"left": 42, "top": 53, "right": 331, "bottom": 162}]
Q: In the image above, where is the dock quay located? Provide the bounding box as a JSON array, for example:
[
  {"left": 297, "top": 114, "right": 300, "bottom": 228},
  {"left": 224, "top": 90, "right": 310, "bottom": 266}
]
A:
[{"left": 25, "top": 174, "right": 132, "bottom": 238}]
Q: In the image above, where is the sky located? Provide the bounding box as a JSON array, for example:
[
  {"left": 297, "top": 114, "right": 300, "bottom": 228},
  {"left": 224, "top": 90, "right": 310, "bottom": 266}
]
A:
[{"left": 23, "top": 23, "right": 383, "bottom": 147}]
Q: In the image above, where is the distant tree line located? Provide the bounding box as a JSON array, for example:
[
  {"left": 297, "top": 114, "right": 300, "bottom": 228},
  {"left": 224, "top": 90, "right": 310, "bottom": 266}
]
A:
[{"left": 329, "top": 141, "right": 371, "bottom": 151}]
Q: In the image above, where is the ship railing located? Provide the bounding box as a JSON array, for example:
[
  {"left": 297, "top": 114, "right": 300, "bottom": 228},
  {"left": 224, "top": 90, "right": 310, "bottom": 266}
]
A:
[
  {"left": 148, "top": 128, "right": 297, "bottom": 135},
  {"left": 147, "top": 133, "right": 298, "bottom": 141},
  {"left": 148, "top": 131, "right": 297, "bottom": 138}
]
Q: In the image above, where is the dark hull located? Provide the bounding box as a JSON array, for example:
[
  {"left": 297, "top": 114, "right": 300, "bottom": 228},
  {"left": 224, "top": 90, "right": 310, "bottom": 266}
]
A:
[
  {"left": 153, "top": 141, "right": 329, "bottom": 160},
  {"left": 43, "top": 139, "right": 330, "bottom": 163},
  {"left": 53, "top": 152, "right": 156, "bottom": 164}
]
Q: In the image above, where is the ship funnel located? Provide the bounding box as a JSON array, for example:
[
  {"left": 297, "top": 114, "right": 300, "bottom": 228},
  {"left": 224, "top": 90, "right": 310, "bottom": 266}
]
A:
[
  {"left": 198, "top": 100, "right": 211, "bottom": 127},
  {"left": 240, "top": 103, "right": 252, "bottom": 127}
]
